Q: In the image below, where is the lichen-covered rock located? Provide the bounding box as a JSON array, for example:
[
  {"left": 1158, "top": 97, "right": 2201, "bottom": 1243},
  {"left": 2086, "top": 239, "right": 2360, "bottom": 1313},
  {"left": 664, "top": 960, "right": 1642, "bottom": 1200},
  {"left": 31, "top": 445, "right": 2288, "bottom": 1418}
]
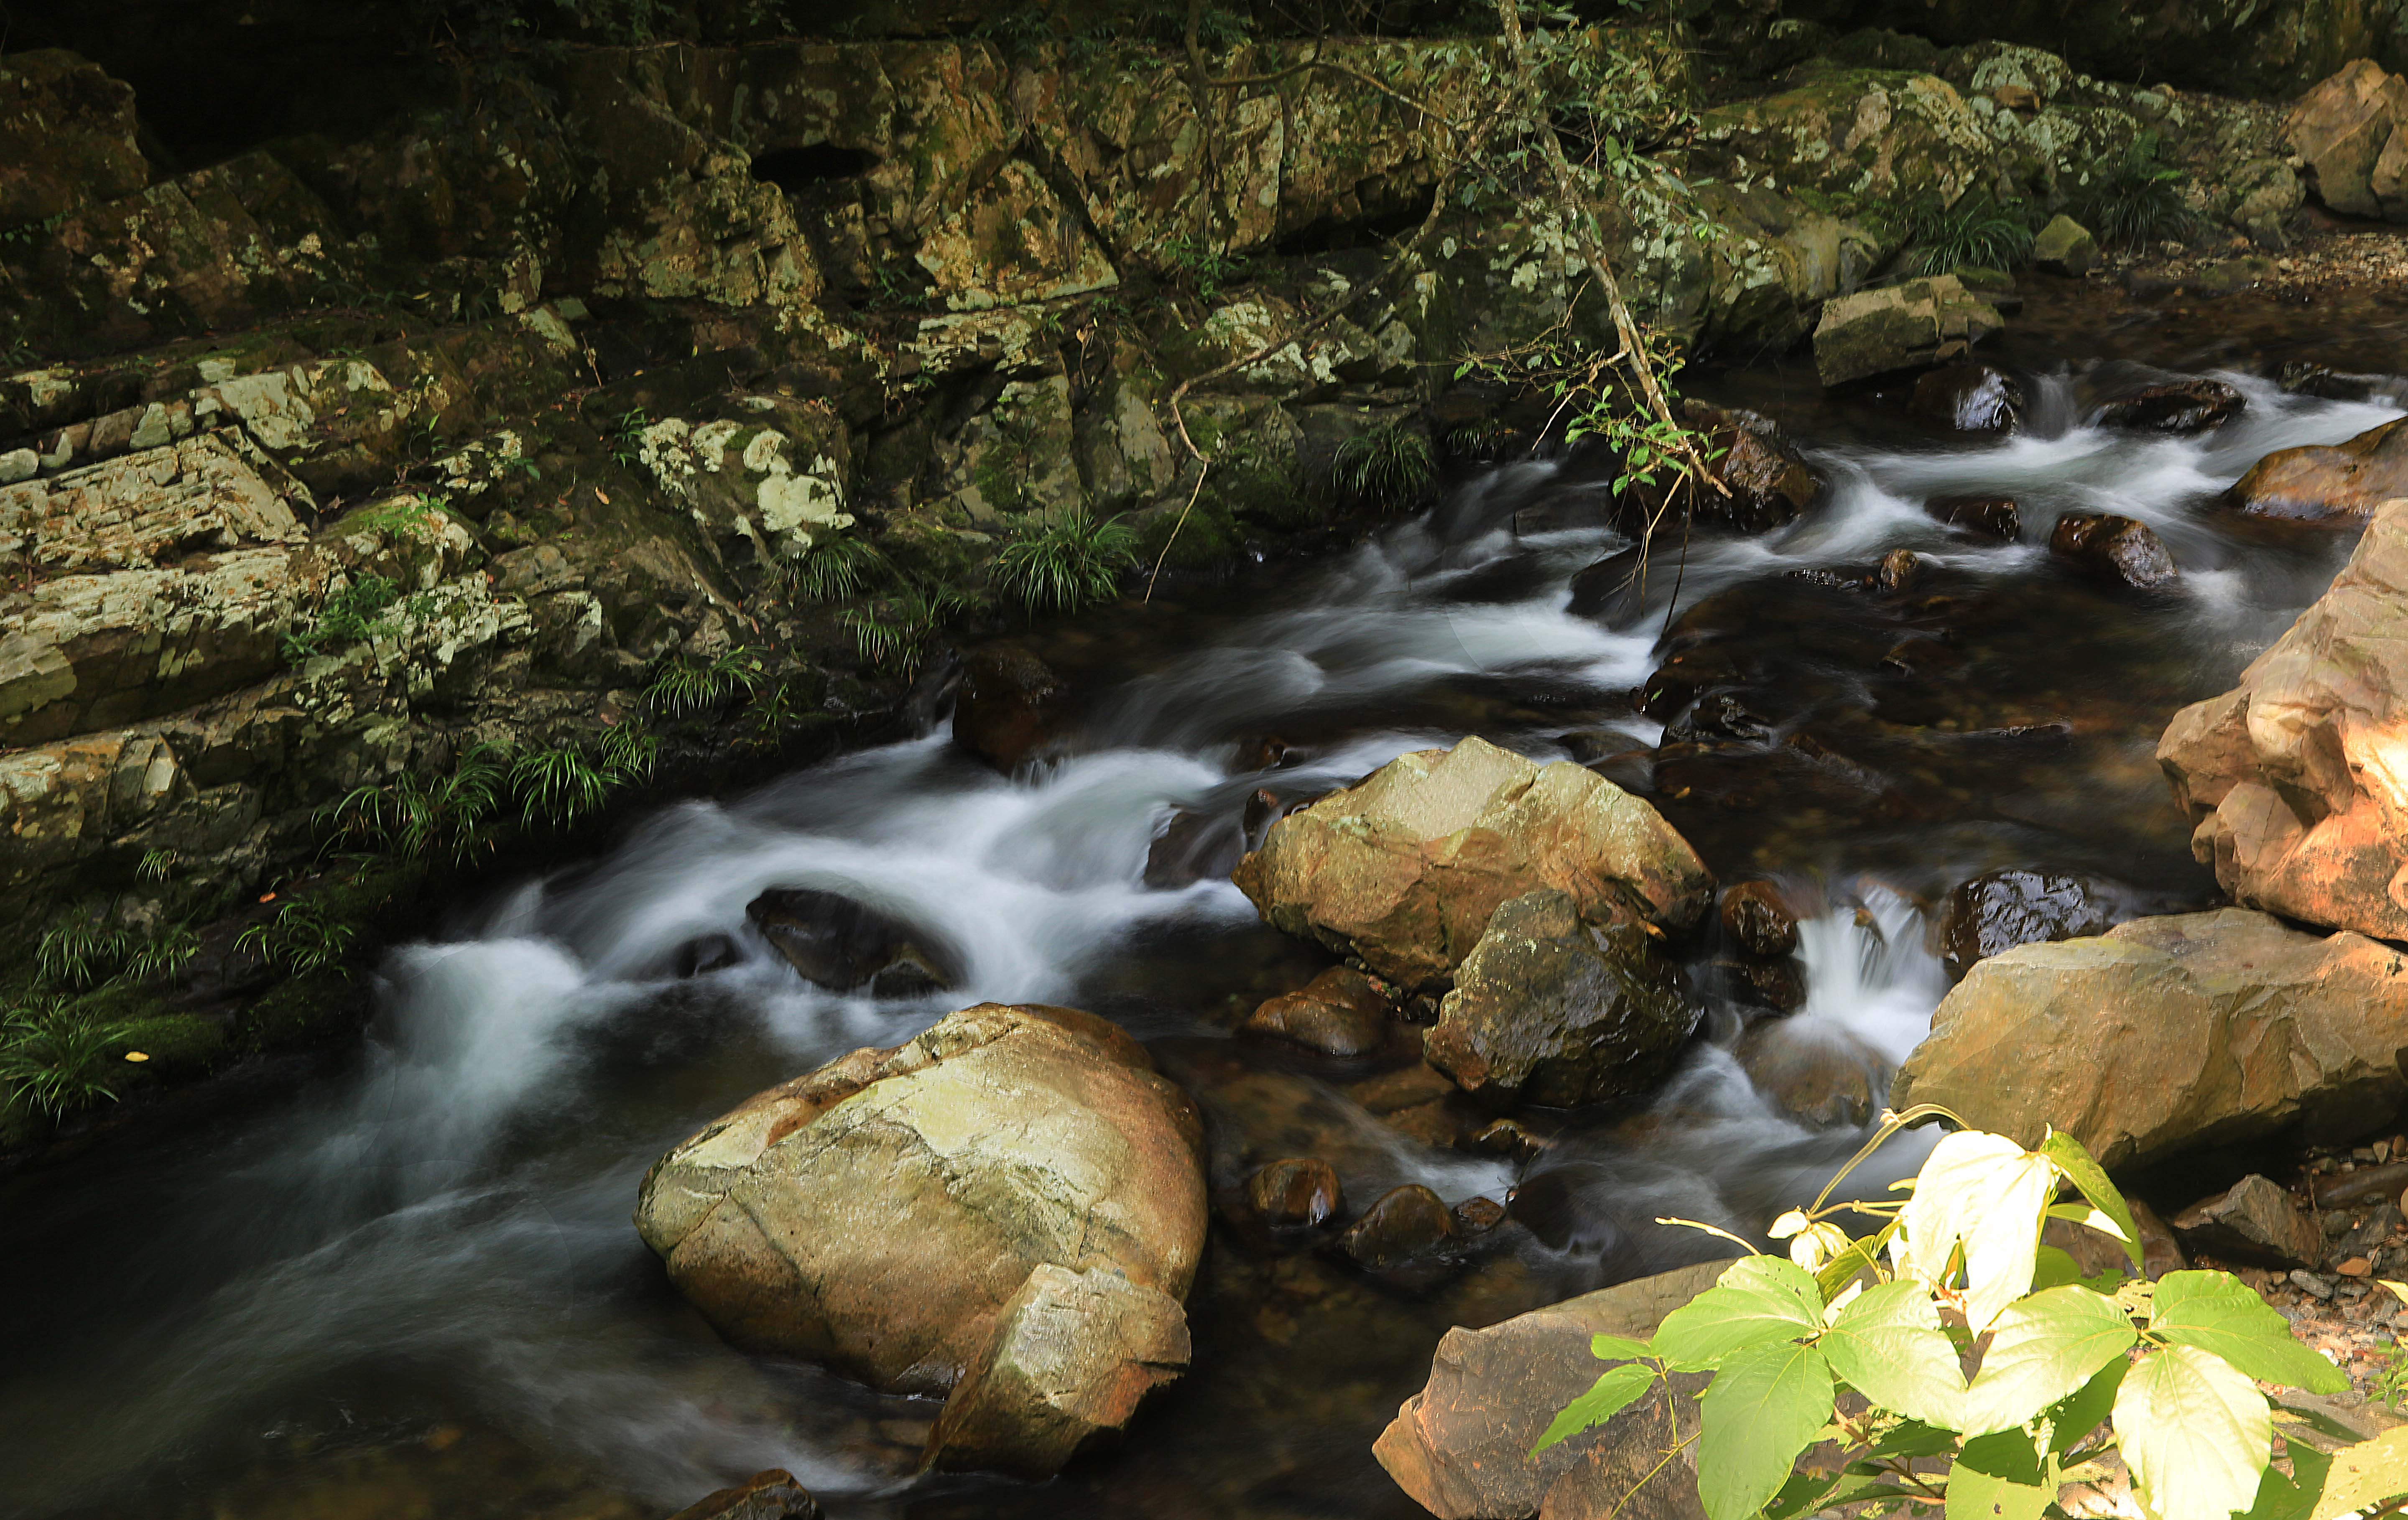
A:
[
  {"left": 2227, "top": 417, "right": 2408, "bottom": 522},
  {"left": 0, "top": 50, "right": 148, "bottom": 234},
  {"left": 1811, "top": 275, "right": 2003, "bottom": 386},
  {"left": 1890, "top": 909, "right": 2408, "bottom": 1169},
  {"left": 2031, "top": 214, "right": 2097, "bottom": 275},
  {"left": 638, "top": 403, "right": 854, "bottom": 572},
  {"left": 2160, "top": 500, "right": 2408, "bottom": 939},
  {"left": 1373, "top": 1259, "right": 1724, "bottom": 1520},
  {"left": 2286, "top": 60, "right": 2408, "bottom": 222},
  {"left": 1686, "top": 69, "right": 1994, "bottom": 208},
  {"left": 633, "top": 1002, "right": 1206, "bottom": 1471},
  {"left": 1232, "top": 736, "right": 1714, "bottom": 992},
  {"left": 1426, "top": 890, "right": 1696, "bottom": 1108}
]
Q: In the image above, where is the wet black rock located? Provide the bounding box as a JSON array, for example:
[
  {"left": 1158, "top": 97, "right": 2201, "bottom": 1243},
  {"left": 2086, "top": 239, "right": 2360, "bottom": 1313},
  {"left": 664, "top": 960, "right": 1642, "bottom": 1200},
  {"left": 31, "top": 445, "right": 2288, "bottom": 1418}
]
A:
[
  {"left": 1936, "top": 868, "right": 2119, "bottom": 979},
  {"left": 2049, "top": 512, "right": 2178, "bottom": 588},
  {"left": 1875, "top": 548, "right": 1924, "bottom": 594},
  {"left": 1245, "top": 1157, "right": 1344, "bottom": 1228},
  {"left": 953, "top": 644, "right": 1071, "bottom": 771},
  {"left": 2098, "top": 379, "right": 2245, "bottom": 434},
  {"left": 1677, "top": 401, "right": 1827, "bottom": 534},
  {"left": 1242, "top": 966, "right": 1398, "bottom": 1058},
  {"left": 2281, "top": 363, "right": 2391, "bottom": 403},
  {"left": 745, "top": 887, "right": 958, "bottom": 994},
  {"left": 1339, "top": 1184, "right": 1460, "bottom": 1269},
  {"left": 1909, "top": 363, "right": 2023, "bottom": 434},
  {"left": 668, "top": 1469, "right": 821, "bottom": 1520},
  {"left": 1719, "top": 881, "right": 1797, "bottom": 957},
  {"left": 1144, "top": 808, "right": 1242, "bottom": 889},
  {"left": 1720, "top": 957, "right": 1806, "bottom": 1012},
  {"left": 1925, "top": 493, "right": 2021, "bottom": 541}
]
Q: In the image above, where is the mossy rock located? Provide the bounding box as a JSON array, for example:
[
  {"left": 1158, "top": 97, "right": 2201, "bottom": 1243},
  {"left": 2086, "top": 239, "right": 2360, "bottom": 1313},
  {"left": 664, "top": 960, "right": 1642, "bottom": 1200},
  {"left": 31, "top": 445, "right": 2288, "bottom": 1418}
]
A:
[
  {"left": 112, "top": 1013, "right": 231, "bottom": 1074},
  {"left": 243, "top": 970, "right": 372, "bottom": 1052}
]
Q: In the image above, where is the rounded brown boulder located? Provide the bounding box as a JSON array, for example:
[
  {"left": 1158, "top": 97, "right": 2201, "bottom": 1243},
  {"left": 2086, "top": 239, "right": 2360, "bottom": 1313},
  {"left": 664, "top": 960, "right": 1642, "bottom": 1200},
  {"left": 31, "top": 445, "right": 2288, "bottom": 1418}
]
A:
[
  {"left": 1241, "top": 965, "right": 1397, "bottom": 1057},
  {"left": 2227, "top": 416, "right": 2408, "bottom": 523},
  {"left": 2049, "top": 511, "right": 2178, "bottom": 588},
  {"left": 633, "top": 1002, "right": 1207, "bottom": 1474},
  {"left": 953, "top": 644, "right": 1072, "bottom": 770}
]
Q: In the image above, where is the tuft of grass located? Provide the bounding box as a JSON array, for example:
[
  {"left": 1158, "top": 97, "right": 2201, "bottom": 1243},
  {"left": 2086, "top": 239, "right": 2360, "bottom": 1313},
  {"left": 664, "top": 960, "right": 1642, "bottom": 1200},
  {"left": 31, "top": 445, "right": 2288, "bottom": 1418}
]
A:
[
  {"left": 2069, "top": 134, "right": 2199, "bottom": 245},
  {"left": 783, "top": 535, "right": 885, "bottom": 603},
  {"left": 1332, "top": 418, "right": 1437, "bottom": 510},
  {"left": 990, "top": 509, "right": 1139, "bottom": 616},
  {"left": 1903, "top": 188, "right": 2037, "bottom": 275},
  {"left": 136, "top": 848, "right": 176, "bottom": 882},
  {"left": 282, "top": 574, "right": 403, "bottom": 663},
  {"left": 645, "top": 647, "right": 765, "bottom": 719},
  {"left": 611, "top": 408, "right": 653, "bottom": 469},
  {"left": 320, "top": 742, "right": 512, "bottom": 866},
  {"left": 843, "top": 581, "right": 966, "bottom": 675},
  {"left": 0, "top": 995, "right": 133, "bottom": 1121},
  {"left": 509, "top": 728, "right": 653, "bottom": 829},
  {"left": 1159, "top": 234, "right": 1251, "bottom": 303},
  {"left": 235, "top": 899, "right": 358, "bottom": 975}
]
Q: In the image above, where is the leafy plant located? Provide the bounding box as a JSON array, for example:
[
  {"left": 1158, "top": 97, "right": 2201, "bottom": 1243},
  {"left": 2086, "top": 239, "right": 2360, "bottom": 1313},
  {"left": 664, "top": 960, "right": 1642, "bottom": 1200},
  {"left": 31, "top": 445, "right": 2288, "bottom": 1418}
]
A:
[
  {"left": 282, "top": 574, "right": 404, "bottom": 662},
  {"left": 1903, "top": 188, "right": 2037, "bottom": 275},
  {"left": 1159, "top": 234, "right": 1251, "bottom": 303},
  {"left": 1332, "top": 419, "right": 1437, "bottom": 510},
  {"left": 0, "top": 996, "right": 133, "bottom": 1120},
  {"left": 842, "top": 580, "right": 965, "bottom": 675},
  {"left": 2070, "top": 134, "right": 2200, "bottom": 246},
  {"left": 35, "top": 915, "right": 135, "bottom": 991},
  {"left": 783, "top": 535, "right": 885, "bottom": 602},
  {"left": 990, "top": 509, "right": 1139, "bottom": 616},
  {"left": 611, "top": 408, "right": 654, "bottom": 469},
  {"left": 236, "top": 898, "right": 359, "bottom": 974},
  {"left": 320, "top": 743, "right": 512, "bottom": 867},
  {"left": 136, "top": 848, "right": 176, "bottom": 882},
  {"left": 645, "top": 647, "right": 765, "bottom": 718},
  {"left": 2377, "top": 1333, "right": 2408, "bottom": 1413},
  {"left": 1536, "top": 1112, "right": 2363, "bottom": 1520},
  {"left": 509, "top": 728, "right": 653, "bottom": 829}
]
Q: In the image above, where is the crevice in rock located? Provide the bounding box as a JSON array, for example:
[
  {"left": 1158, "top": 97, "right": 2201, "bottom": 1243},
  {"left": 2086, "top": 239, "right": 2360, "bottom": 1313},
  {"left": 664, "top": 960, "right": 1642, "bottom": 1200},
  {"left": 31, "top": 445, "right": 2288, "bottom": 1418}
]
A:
[
  {"left": 749, "top": 143, "right": 877, "bottom": 193},
  {"left": 1271, "top": 189, "right": 1435, "bottom": 258}
]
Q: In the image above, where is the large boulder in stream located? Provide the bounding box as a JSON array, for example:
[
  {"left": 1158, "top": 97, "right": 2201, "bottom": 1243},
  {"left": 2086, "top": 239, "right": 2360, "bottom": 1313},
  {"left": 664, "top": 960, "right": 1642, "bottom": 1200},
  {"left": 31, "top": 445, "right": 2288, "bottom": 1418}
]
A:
[
  {"left": 1231, "top": 736, "right": 1713, "bottom": 992},
  {"left": 2160, "top": 500, "right": 2408, "bottom": 939},
  {"left": 2227, "top": 418, "right": 2408, "bottom": 523},
  {"left": 1811, "top": 275, "right": 2004, "bottom": 387},
  {"left": 633, "top": 1002, "right": 1207, "bottom": 1476},
  {"left": 1374, "top": 1259, "right": 1725, "bottom": 1520},
  {"left": 2286, "top": 61, "right": 2408, "bottom": 222},
  {"left": 1890, "top": 909, "right": 2408, "bottom": 1171},
  {"left": 1426, "top": 890, "right": 1696, "bottom": 1108},
  {"left": 745, "top": 888, "right": 956, "bottom": 996}
]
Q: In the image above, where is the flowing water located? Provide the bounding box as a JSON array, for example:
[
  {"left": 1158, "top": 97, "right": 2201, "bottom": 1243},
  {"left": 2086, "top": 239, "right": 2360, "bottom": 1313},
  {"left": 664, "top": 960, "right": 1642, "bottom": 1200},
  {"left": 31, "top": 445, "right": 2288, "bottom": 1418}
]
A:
[{"left": 4, "top": 352, "right": 2404, "bottom": 1520}]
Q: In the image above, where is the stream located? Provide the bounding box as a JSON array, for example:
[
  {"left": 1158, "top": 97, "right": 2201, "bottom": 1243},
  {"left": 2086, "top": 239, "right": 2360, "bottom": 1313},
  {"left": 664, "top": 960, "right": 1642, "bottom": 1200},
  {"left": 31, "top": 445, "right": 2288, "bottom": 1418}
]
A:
[{"left": 5, "top": 330, "right": 2405, "bottom": 1520}]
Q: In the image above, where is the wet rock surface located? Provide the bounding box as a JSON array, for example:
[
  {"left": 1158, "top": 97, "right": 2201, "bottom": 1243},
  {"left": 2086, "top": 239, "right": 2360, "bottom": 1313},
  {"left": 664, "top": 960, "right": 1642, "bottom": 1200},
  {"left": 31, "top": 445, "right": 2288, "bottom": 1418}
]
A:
[
  {"left": 2049, "top": 510, "right": 2179, "bottom": 587},
  {"left": 1673, "top": 401, "right": 1825, "bottom": 534},
  {"left": 953, "top": 645, "right": 1074, "bottom": 772},
  {"left": 2098, "top": 378, "right": 2247, "bottom": 433},
  {"left": 1936, "top": 867, "right": 2120, "bottom": 979},
  {"left": 1813, "top": 275, "right": 2006, "bottom": 386},
  {"left": 1733, "top": 1017, "right": 1888, "bottom": 1130},
  {"left": 1909, "top": 363, "right": 2023, "bottom": 433},
  {"left": 1242, "top": 965, "right": 1399, "bottom": 1058},
  {"left": 1924, "top": 492, "right": 2021, "bottom": 540},
  {"left": 744, "top": 887, "right": 955, "bottom": 995},
  {"left": 1244, "top": 1158, "right": 1344, "bottom": 1229},
  {"left": 2226, "top": 416, "right": 2408, "bottom": 522},
  {"left": 666, "top": 1469, "right": 821, "bottom": 1520}
]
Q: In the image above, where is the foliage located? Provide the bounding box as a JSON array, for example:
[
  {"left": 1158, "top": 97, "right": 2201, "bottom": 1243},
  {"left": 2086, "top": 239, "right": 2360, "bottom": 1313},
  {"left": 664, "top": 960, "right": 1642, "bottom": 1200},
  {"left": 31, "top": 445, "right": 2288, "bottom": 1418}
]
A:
[
  {"left": 783, "top": 535, "right": 885, "bottom": 602},
  {"left": 1903, "top": 189, "right": 2037, "bottom": 276},
  {"left": 0, "top": 995, "right": 134, "bottom": 1121},
  {"left": 990, "top": 509, "right": 1140, "bottom": 615},
  {"left": 1332, "top": 418, "right": 1436, "bottom": 510},
  {"left": 136, "top": 848, "right": 176, "bottom": 882},
  {"left": 282, "top": 574, "right": 404, "bottom": 662},
  {"left": 508, "top": 727, "right": 653, "bottom": 829},
  {"left": 34, "top": 915, "right": 198, "bottom": 991},
  {"left": 611, "top": 408, "right": 654, "bottom": 469},
  {"left": 645, "top": 647, "right": 765, "bottom": 718},
  {"left": 1159, "top": 234, "right": 1252, "bottom": 303},
  {"left": 320, "top": 742, "right": 514, "bottom": 866},
  {"left": 235, "top": 899, "right": 358, "bottom": 975},
  {"left": 842, "top": 580, "right": 965, "bottom": 675},
  {"left": 2377, "top": 1335, "right": 2408, "bottom": 1413},
  {"left": 1537, "top": 1114, "right": 2362, "bottom": 1520},
  {"left": 2071, "top": 134, "right": 2199, "bottom": 246}
]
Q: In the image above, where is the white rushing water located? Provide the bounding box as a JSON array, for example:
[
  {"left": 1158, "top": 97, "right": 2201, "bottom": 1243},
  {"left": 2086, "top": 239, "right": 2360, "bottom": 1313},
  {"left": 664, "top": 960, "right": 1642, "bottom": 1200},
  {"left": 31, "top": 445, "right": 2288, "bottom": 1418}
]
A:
[{"left": 1, "top": 367, "right": 2399, "bottom": 1518}]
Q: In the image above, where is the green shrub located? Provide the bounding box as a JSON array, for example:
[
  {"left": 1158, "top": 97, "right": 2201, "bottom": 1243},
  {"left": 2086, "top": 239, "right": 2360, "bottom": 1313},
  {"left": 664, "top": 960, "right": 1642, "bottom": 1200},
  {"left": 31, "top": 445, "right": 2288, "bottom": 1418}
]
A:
[
  {"left": 1159, "top": 234, "right": 1251, "bottom": 303},
  {"left": 2070, "top": 134, "right": 2199, "bottom": 246},
  {"left": 320, "top": 742, "right": 512, "bottom": 866},
  {"left": 34, "top": 914, "right": 198, "bottom": 990},
  {"left": 990, "top": 509, "right": 1140, "bottom": 616},
  {"left": 645, "top": 647, "right": 765, "bottom": 718},
  {"left": 1903, "top": 189, "right": 2038, "bottom": 275},
  {"left": 0, "top": 995, "right": 135, "bottom": 1120},
  {"left": 282, "top": 574, "right": 404, "bottom": 662},
  {"left": 842, "top": 580, "right": 965, "bottom": 675},
  {"left": 510, "top": 727, "right": 653, "bottom": 829},
  {"left": 236, "top": 898, "right": 360, "bottom": 974},
  {"left": 1332, "top": 419, "right": 1437, "bottom": 510},
  {"left": 1537, "top": 1113, "right": 2366, "bottom": 1520},
  {"left": 783, "top": 535, "right": 886, "bottom": 602}
]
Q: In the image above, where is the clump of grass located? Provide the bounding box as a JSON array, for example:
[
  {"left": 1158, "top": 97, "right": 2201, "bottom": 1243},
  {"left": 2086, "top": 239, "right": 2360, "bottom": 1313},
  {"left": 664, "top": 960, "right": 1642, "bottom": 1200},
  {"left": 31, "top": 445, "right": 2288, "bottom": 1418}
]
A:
[
  {"left": 1902, "top": 188, "right": 2037, "bottom": 275},
  {"left": 990, "top": 509, "right": 1139, "bottom": 616},
  {"left": 1332, "top": 418, "right": 1437, "bottom": 510},
  {"left": 282, "top": 574, "right": 404, "bottom": 662},
  {"left": 1159, "top": 233, "right": 1251, "bottom": 303},
  {"left": 2069, "top": 133, "right": 2199, "bottom": 245},
  {"left": 645, "top": 647, "right": 765, "bottom": 718},
  {"left": 509, "top": 727, "right": 655, "bottom": 829},
  {"left": 235, "top": 899, "right": 358, "bottom": 974},
  {"left": 783, "top": 536, "right": 885, "bottom": 602},
  {"left": 320, "top": 742, "right": 513, "bottom": 866},
  {"left": 34, "top": 915, "right": 198, "bottom": 990},
  {"left": 843, "top": 581, "right": 966, "bottom": 675},
  {"left": 0, "top": 995, "right": 134, "bottom": 1121},
  {"left": 610, "top": 407, "right": 654, "bottom": 469}
]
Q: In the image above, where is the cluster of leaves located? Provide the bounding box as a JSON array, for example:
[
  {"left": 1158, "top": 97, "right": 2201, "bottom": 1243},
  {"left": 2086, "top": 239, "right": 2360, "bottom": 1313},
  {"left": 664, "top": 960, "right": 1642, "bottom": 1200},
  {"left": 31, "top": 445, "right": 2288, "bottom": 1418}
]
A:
[
  {"left": 282, "top": 574, "right": 407, "bottom": 663},
  {"left": 844, "top": 581, "right": 968, "bottom": 676},
  {"left": 1158, "top": 234, "right": 1253, "bottom": 303},
  {"left": 319, "top": 727, "right": 657, "bottom": 866},
  {"left": 1903, "top": 189, "right": 2038, "bottom": 276},
  {"left": 4, "top": 913, "right": 204, "bottom": 1121},
  {"left": 990, "top": 509, "right": 1141, "bottom": 616},
  {"left": 1538, "top": 1112, "right": 2390, "bottom": 1520},
  {"left": 611, "top": 407, "right": 654, "bottom": 469},
  {"left": 645, "top": 648, "right": 765, "bottom": 719},
  {"left": 235, "top": 899, "right": 359, "bottom": 975},
  {"left": 2070, "top": 133, "right": 2200, "bottom": 246},
  {"left": 34, "top": 914, "right": 199, "bottom": 992},
  {"left": 1332, "top": 418, "right": 1437, "bottom": 510}
]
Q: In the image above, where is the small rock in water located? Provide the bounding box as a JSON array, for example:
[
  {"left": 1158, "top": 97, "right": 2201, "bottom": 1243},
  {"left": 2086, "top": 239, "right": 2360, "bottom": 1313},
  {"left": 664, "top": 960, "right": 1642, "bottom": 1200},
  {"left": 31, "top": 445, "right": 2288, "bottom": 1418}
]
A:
[
  {"left": 1908, "top": 363, "right": 2023, "bottom": 434},
  {"left": 666, "top": 1469, "right": 821, "bottom": 1520},
  {"left": 1452, "top": 1196, "right": 1508, "bottom": 1235},
  {"left": 1144, "top": 807, "right": 1242, "bottom": 889},
  {"left": 2050, "top": 511, "right": 2179, "bottom": 588},
  {"left": 953, "top": 643, "right": 1072, "bottom": 771},
  {"left": 1937, "top": 868, "right": 2118, "bottom": 979},
  {"left": 1674, "top": 401, "right": 1826, "bottom": 533},
  {"left": 1719, "top": 880, "right": 1798, "bottom": 957},
  {"left": 2226, "top": 416, "right": 2408, "bottom": 523},
  {"left": 2098, "top": 379, "right": 2245, "bottom": 434},
  {"left": 1875, "top": 548, "right": 1923, "bottom": 593},
  {"left": 1721, "top": 956, "right": 1806, "bottom": 1012},
  {"left": 1734, "top": 1018, "right": 1888, "bottom": 1130},
  {"left": 1925, "top": 492, "right": 2021, "bottom": 541},
  {"left": 745, "top": 887, "right": 958, "bottom": 994},
  {"left": 1340, "top": 1184, "right": 1460, "bottom": 1270},
  {"left": 1246, "top": 1158, "right": 1344, "bottom": 1228},
  {"left": 1242, "top": 965, "right": 1397, "bottom": 1057}
]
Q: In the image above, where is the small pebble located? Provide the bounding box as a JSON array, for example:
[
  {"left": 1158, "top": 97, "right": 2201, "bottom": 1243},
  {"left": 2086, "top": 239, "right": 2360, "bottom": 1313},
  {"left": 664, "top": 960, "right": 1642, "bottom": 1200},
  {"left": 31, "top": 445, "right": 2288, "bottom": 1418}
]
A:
[{"left": 2294, "top": 1270, "right": 2338, "bottom": 1299}]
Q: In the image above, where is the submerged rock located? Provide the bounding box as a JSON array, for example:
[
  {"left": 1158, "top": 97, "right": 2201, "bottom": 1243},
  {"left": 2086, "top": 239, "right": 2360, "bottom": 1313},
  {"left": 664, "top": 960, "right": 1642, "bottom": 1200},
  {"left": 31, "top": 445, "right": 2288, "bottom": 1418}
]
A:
[
  {"left": 1339, "top": 1183, "right": 1460, "bottom": 1270},
  {"left": 1719, "top": 880, "right": 1798, "bottom": 957},
  {"left": 633, "top": 1002, "right": 1206, "bottom": 1476},
  {"left": 1735, "top": 1018, "right": 1888, "bottom": 1130},
  {"left": 1936, "top": 867, "right": 2119, "bottom": 979},
  {"left": 2226, "top": 416, "right": 2408, "bottom": 523},
  {"left": 2162, "top": 501, "right": 2408, "bottom": 938},
  {"left": 2049, "top": 511, "right": 2178, "bottom": 588},
  {"left": 1909, "top": 363, "right": 2022, "bottom": 434},
  {"left": 2098, "top": 379, "right": 2245, "bottom": 434},
  {"left": 953, "top": 643, "right": 1071, "bottom": 771},
  {"left": 1812, "top": 275, "right": 2004, "bottom": 387},
  {"left": 1374, "top": 1259, "right": 1725, "bottom": 1520},
  {"left": 1925, "top": 492, "right": 2021, "bottom": 541},
  {"left": 1425, "top": 890, "right": 1696, "bottom": 1108},
  {"left": 1232, "top": 736, "right": 1712, "bottom": 992},
  {"left": 744, "top": 887, "right": 955, "bottom": 996},
  {"left": 1245, "top": 1157, "right": 1343, "bottom": 1228},
  {"left": 1890, "top": 909, "right": 2408, "bottom": 1170}
]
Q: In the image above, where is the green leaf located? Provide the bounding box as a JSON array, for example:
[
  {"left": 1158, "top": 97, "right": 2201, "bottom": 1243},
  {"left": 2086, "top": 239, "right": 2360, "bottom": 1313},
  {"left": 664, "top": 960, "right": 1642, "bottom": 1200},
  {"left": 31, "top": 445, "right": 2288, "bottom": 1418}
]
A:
[
  {"left": 1862, "top": 1420, "right": 1965, "bottom": 1461},
  {"left": 2115, "top": 1345, "right": 2274, "bottom": 1520},
  {"left": 2039, "top": 1131, "right": 2143, "bottom": 1274},
  {"left": 2150, "top": 1271, "right": 2349, "bottom": 1395},
  {"left": 2312, "top": 1426, "right": 2408, "bottom": 1520},
  {"left": 1822, "top": 1279, "right": 1966, "bottom": 1430},
  {"left": 1767, "top": 1467, "right": 1908, "bottom": 1520},
  {"left": 1531, "top": 1362, "right": 1657, "bottom": 1455},
  {"left": 2031, "top": 1243, "right": 2085, "bottom": 1292},
  {"left": 2244, "top": 1436, "right": 2332, "bottom": 1520},
  {"left": 1818, "top": 1229, "right": 1890, "bottom": 1301},
  {"left": 1698, "top": 1340, "right": 1836, "bottom": 1520},
  {"left": 1947, "top": 1428, "right": 2053, "bottom": 1520},
  {"left": 1590, "top": 1332, "right": 1656, "bottom": 1362},
  {"left": 1653, "top": 1256, "right": 1824, "bottom": 1372},
  {"left": 2044, "top": 1356, "right": 2128, "bottom": 1456},
  {"left": 1962, "top": 1285, "right": 2138, "bottom": 1437},
  {"left": 1900, "top": 1130, "right": 2062, "bottom": 1333}
]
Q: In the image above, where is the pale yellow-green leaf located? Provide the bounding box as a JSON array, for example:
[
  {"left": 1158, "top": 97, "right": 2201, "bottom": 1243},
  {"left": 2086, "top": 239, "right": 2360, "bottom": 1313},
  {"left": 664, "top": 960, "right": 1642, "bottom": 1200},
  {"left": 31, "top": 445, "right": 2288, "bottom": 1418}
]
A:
[
  {"left": 1899, "top": 1130, "right": 2061, "bottom": 1333},
  {"left": 2380, "top": 1280, "right": 2408, "bottom": 1310},
  {"left": 2311, "top": 1426, "right": 2408, "bottom": 1520},
  {"left": 2114, "top": 1346, "right": 2273, "bottom": 1520}
]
